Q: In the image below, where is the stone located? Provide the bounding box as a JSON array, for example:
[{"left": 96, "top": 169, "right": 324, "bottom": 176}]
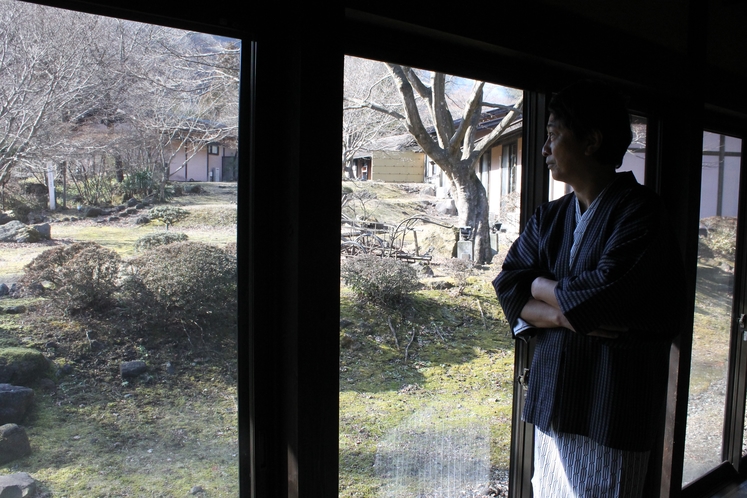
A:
[
  {"left": 0, "top": 425, "right": 31, "bottom": 465},
  {"left": 126, "top": 197, "right": 140, "bottom": 207},
  {"left": 0, "top": 221, "right": 41, "bottom": 243},
  {"left": 120, "top": 360, "right": 147, "bottom": 379},
  {"left": 0, "top": 211, "right": 17, "bottom": 226},
  {"left": 0, "top": 472, "right": 36, "bottom": 497},
  {"left": 135, "top": 216, "right": 150, "bottom": 225},
  {"left": 0, "top": 348, "right": 48, "bottom": 385},
  {"left": 31, "top": 223, "right": 50, "bottom": 240},
  {"left": 3, "top": 306, "right": 26, "bottom": 315},
  {"left": 85, "top": 207, "right": 104, "bottom": 218},
  {"left": 435, "top": 199, "right": 457, "bottom": 216},
  {"left": 0, "top": 284, "right": 8, "bottom": 297},
  {"left": 0, "top": 385, "right": 34, "bottom": 424},
  {"left": 419, "top": 185, "right": 436, "bottom": 196}
]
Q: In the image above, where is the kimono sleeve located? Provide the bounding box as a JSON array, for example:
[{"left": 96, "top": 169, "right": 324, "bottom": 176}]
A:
[{"left": 493, "top": 208, "right": 552, "bottom": 329}]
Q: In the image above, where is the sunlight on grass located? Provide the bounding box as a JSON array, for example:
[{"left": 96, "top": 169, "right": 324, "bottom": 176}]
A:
[{"left": 339, "top": 269, "right": 513, "bottom": 497}]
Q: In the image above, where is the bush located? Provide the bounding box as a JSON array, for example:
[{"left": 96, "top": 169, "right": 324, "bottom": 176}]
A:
[
  {"left": 126, "top": 242, "right": 237, "bottom": 330},
  {"left": 441, "top": 257, "right": 475, "bottom": 292},
  {"left": 21, "top": 242, "right": 122, "bottom": 314},
  {"left": 340, "top": 254, "right": 419, "bottom": 307},
  {"left": 120, "top": 170, "right": 156, "bottom": 199},
  {"left": 148, "top": 205, "right": 189, "bottom": 230},
  {"left": 134, "top": 232, "right": 189, "bottom": 252}
]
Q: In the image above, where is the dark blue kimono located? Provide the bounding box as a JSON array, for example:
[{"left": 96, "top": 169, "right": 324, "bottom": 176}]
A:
[{"left": 493, "top": 172, "right": 685, "bottom": 451}]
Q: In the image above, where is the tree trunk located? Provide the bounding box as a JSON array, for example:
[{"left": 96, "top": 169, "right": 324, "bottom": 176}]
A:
[{"left": 452, "top": 168, "right": 493, "bottom": 264}]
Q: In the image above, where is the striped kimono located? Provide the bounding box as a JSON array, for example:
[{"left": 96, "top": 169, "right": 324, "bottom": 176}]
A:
[{"left": 493, "top": 172, "right": 685, "bottom": 495}]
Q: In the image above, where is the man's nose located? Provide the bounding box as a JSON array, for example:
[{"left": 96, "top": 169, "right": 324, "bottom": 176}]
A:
[{"left": 542, "top": 138, "right": 550, "bottom": 157}]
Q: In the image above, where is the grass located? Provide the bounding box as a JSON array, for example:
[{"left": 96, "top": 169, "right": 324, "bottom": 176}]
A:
[
  {"left": 339, "top": 259, "right": 514, "bottom": 496},
  {"left": 0, "top": 182, "right": 238, "bottom": 496}
]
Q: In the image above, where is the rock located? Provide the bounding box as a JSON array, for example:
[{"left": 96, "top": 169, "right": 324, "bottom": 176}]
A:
[
  {"left": 0, "top": 425, "right": 31, "bottom": 465},
  {"left": 108, "top": 216, "right": 119, "bottom": 222},
  {"left": 135, "top": 216, "right": 150, "bottom": 225},
  {"left": 0, "top": 472, "right": 36, "bottom": 497},
  {"left": 0, "top": 284, "right": 8, "bottom": 297},
  {"left": 0, "top": 348, "right": 48, "bottom": 385},
  {"left": 0, "top": 385, "right": 34, "bottom": 424},
  {"left": 339, "top": 319, "right": 354, "bottom": 329},
  {"left": 120, "top": 360, "right": 147, "bottom": 379},
  {"left": 31, "top": 223, "right": 50, "bottom": 240},
  {"left": 0, "top": 221, "right": 41, "bottom": 243},
  {"left": 126, "top": 197, "right": 140, "bottom": 207},
  {"left": 0, "top": 211, "right": 17, "bottom": 226},
  {"left": 190, "top": 485, "right": 204, "bottom": 495},
  {"left": 125, "top": 207, "right": 138, "bottom": 215},
  {"left": 420, "top": 185, "right": 436, "bottom": 196},
  {"left": 85, "top": 207, "right": 104, "bottom": 218},
  {"left": 435, "top": 199, "right": 457, "bottom": 216},
  {"left": 4, "top": 306, "right": 26, "bottom": 314}
]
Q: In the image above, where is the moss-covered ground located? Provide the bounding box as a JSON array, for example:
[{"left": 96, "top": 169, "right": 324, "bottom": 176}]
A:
[
  {"left": 339, "top": 270, "right": 514, "bottom": 496},
  {"left": 0, "top": 182, "right": 238, "bottom": 496}
]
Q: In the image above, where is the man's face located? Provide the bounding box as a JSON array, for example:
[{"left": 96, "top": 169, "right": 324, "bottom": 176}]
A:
[{"left": 542, "top": 113, "right": 590, "bottom": 185}]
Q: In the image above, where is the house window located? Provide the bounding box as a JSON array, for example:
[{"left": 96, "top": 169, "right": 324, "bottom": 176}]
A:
[{"left": 208, "top": 144, "right": 220, "bottom": 155}]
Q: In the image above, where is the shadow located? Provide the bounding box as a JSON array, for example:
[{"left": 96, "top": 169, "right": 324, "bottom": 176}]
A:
[{"left": 339, "top": 291, "right": 513, "bottom": 394}]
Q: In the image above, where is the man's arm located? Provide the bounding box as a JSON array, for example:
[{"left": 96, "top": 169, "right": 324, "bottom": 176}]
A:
[{"left": 526, "top": 276, "right": 620, "bottom": 338}]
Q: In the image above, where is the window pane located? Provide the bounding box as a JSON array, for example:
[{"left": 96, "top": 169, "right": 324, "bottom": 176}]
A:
[
  {"left": 0, "top": 1, "right": 239, "bottom": 494},
  {"left": 683, "top": 131, "right": 742, "bottom": 485},
  {"left": 340, "top": 55, "right": 522, "bottom": 496}
]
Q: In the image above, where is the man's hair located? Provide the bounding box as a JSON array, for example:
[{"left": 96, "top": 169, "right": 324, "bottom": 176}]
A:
[{"left": 548, "top": 80, "right": 632, "bottom": 167}]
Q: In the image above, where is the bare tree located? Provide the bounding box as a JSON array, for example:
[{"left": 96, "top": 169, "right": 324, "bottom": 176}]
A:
[
  {"left": 0, "top": 1, "right": 109, "bottom": 186},
  {"left": 342, "top": 57, "right": 406, "bottom": 178},
  {"left": 127, "top": 26, "right": 239, "bottom": 201},
  {"left": 351, "top": 61, "right": 522, "bottom": 263}
]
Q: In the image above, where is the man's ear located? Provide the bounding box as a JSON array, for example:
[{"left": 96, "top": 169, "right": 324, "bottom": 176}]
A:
[{"left": 584, "top": 130, "right": 603, "bottom": 156}]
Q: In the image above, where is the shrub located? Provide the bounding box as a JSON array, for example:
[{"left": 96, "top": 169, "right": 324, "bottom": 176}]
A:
[
  {"left": 120, "top": 170, "right": 156, "bottom": 199},
  {"left": 134, "top": 232, "right": 189, "bottom": 252},
  {"left": 21, "top": 242, "right": 122, "bottom": 314},
  {"left": 148, "top": 205, "right": 189, "bottom": 230},
  {"left": 126, "top": 241, "right": 237, "bottom": 330},
  {"left": 441, "top": 257, "right": 475, "bottom": 292},
  {"left": 340, "top": 254, "right": 419, "bottom": 307}
]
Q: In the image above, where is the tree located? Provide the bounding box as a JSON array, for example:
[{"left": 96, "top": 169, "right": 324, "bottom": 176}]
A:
[
  {"left": 0, "top": 1, "right": 107, "bottom": 186},
  {"left": 351, "top": 61, "right": 523, "bottom": 264},
  {"left": 342, "top": 57, "right": 406, "bottom": 178},
  {"left": 127, "top": 26, "right": 239, "bottom": 201}
]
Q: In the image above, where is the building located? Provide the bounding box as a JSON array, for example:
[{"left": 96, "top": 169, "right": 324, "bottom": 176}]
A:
[{"left": 24, "top": 0, "right": 747, "bottom": 497}]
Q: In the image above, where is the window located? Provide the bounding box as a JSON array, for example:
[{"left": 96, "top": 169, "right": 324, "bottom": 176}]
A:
[
  {"left": 684, "top": 131, "right": 743, "bottom": 486},
  {"left": 340, "top": 55, "right": 524, "bottom": 496},
  {"left": 0, "top": 1, "right": 240, "bottom": 494}
]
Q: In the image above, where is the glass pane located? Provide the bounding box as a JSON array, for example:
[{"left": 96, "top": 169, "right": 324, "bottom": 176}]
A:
[
  {"left": 340, "top": 55, "right": 521, "bottom": 496},
  {"left": 549, "top": 114, "right": 647, "bottom": 200},
  {"left": 683, "top": 131, "right": 742, "bottom": 485},
  {"left": 0, "top": 1, "right": 239, "bottom": 494}
]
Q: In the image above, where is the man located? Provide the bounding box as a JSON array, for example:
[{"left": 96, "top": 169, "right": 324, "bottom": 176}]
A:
[{"left": 493, "top": 80, "right": 685, "bottom": 497}]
